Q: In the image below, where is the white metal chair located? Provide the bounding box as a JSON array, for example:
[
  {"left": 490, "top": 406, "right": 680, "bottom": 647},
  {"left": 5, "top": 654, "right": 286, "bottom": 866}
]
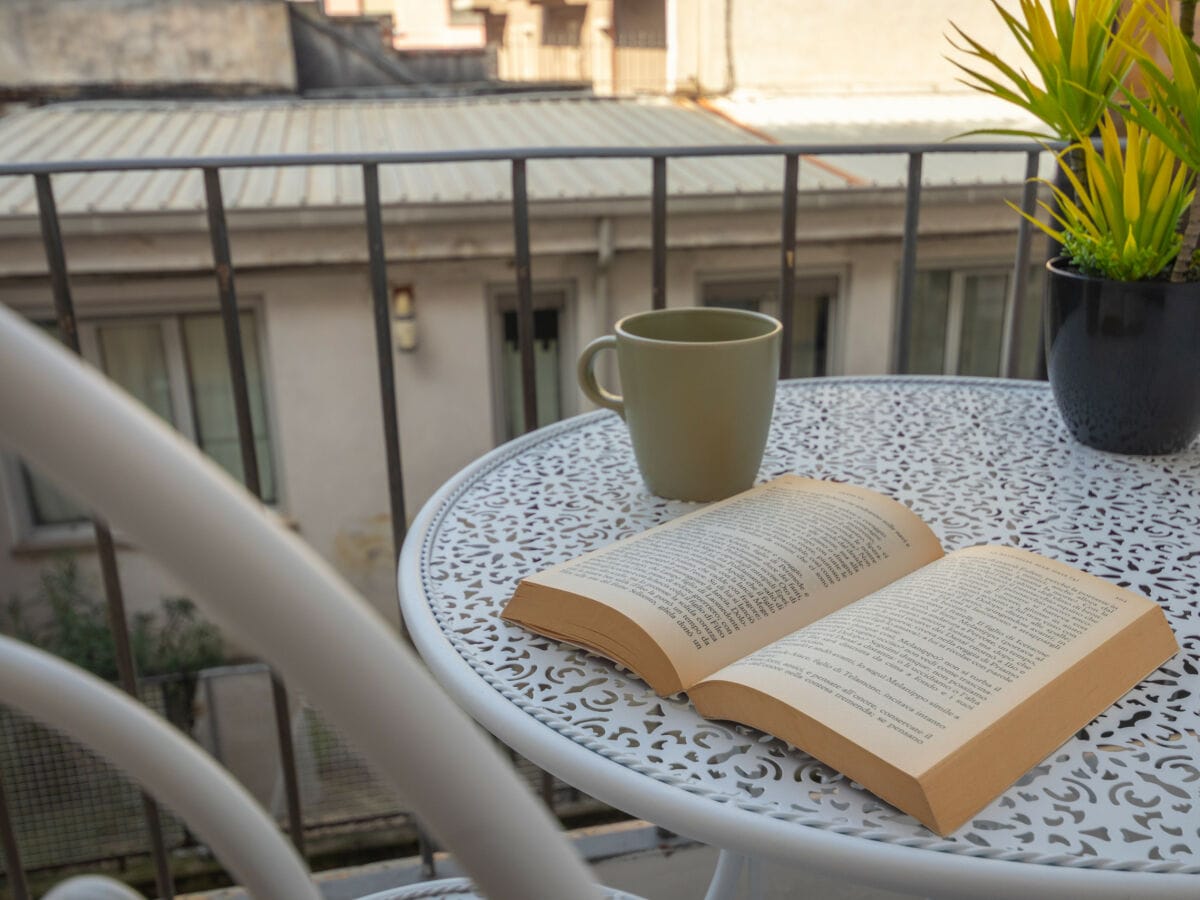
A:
[{"left": 0, "top": 304, "right": 642, "bottom": 900}]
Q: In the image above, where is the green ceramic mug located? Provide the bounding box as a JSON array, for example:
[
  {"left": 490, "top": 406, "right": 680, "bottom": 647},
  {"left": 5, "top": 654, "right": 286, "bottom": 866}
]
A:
[{"left": 577, "top": 307, "right": 781, "bottom": 501}]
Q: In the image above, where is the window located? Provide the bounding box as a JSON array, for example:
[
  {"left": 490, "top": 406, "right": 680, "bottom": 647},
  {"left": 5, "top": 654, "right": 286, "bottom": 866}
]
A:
[
  {"left": 903, "top": 267, "right": 1042, "bottom": 378},
  {"left": 11, "top": 310, "right": 276, "bottom": 535},
  {"left": 542, "top": 6, "right": 585, "bottom": 46},
  {"left": 701, "top": 274, "right": 838, "bottom": 378},
  {"left": 613, "top": 0, "right": 667, "bottom": 48},
  {"left": 492, "top": 288, "right": 570, "bottom": 441}
]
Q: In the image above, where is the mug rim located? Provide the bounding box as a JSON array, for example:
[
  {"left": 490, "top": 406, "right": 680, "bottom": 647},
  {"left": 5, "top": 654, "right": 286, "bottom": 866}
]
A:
[{"left": 614, "top": 306, "right": 782, "bottom": 345}]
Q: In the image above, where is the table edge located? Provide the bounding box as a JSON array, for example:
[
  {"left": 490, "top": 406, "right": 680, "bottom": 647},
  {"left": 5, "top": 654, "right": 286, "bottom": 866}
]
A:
[{"left": 398, "top": 377, "right": 1198, "bottom": 898}]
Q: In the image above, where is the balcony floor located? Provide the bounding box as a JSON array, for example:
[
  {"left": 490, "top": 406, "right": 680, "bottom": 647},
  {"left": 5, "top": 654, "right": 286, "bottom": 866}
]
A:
[
  {"left": 593, "top": 842, "right": 917, "bottom": 899},
  {"left": 179, "top": 820, "right": 916, "bottom": 899}
]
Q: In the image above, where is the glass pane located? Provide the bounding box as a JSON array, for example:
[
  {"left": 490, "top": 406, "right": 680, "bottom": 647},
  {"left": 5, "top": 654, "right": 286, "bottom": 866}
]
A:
[
  {"left": 906, "top": 271, "right": 950, "bottom": 374},
  {"left": 181, "top": 314, "right": 276, "bottom": 503},
  {"left": 502, "top": 309, "right": 562, "bottom": 440},
  {"left": 957, "top": 273, "right": 1008, "bottom": 376},
  {"left": 97, "top": 322, "right": 174, "bottom": 422},
  {"left": 1015, "top": 266, "right": 1044, "bottom": 379},
  {"left": 701, "top": 278, "right": 774, "bottom": 314},
  {"left": 704, "top": 276, "right": 836, "bottom": 379},
  {"left": 788, "top": 276, "right": 838, "bottom": 378},
  {"left": 22, "top": 464, "right": 88, "bottom": 526}
]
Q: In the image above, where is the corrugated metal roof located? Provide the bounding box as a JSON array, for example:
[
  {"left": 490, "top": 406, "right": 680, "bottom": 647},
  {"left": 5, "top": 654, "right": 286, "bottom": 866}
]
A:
[{"left": 0, "top": 95, "right": 853, "bottom": 218}]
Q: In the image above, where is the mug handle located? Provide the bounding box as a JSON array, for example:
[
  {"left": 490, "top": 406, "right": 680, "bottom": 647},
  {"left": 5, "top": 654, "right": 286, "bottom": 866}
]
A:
[{"left": 577, "top": 335, "right": 624, "bottom": 417}]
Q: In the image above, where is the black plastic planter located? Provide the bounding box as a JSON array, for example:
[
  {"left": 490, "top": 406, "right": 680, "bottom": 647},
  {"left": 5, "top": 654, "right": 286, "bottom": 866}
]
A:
[{"left": 1044, "top": 257, "right": 1200, "bottom": 454}]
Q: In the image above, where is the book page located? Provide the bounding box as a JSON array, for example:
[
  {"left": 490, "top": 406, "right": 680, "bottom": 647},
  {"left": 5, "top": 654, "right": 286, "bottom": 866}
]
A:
[
  {"left": 520, "top": 476, "right": 943, "bottom": 689},
  {"left": 699, "top": 545, "right": 1165, "bottom": 773}
]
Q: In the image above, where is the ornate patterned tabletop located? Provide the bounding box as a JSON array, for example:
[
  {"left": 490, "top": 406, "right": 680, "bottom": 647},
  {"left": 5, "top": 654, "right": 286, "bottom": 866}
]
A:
[{"left": 398, "top": 376, "right": 1199, "bottom": 898}]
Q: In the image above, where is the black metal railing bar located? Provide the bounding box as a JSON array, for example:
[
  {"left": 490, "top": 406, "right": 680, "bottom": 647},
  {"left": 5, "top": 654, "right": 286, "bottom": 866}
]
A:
[
  {"left": 31, "top": 172, "right": 176, "bottom": 900},
  {"left": 363, "top": 162, "right": 436, "bottom": 875},
  {"left": 0, "top": 139, "right": 1057, "bottom": 175},
  {"left": 363, "top": 163, "right": 411, "bottom": 569},
  {"left": 511, "top": 159, "right": 539, "bottom": 435},
  {"left": 1003, "top": 151, "right": 1043, "bottom": 377},
  {"left": 778, "top": 154, "right": 800, "bottom": 378},
  {"left": 202, "top": 168, "right": 308, "bottom": 861},
  {"left": 893, "top": 154, "right": 925, "bottom": 373},
  {"left": 651, "top": 157, "right": 667, "bottom": 310}
]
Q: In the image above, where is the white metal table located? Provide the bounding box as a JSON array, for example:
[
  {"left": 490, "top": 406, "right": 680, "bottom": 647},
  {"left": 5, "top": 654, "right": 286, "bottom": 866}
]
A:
[{"left": 398, "top": 376, "right": 1199, "bottom": 899}]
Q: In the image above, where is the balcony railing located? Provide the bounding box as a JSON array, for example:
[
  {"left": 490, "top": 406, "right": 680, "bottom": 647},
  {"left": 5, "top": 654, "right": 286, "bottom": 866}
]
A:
[{"left": 0, "top": 140, "right": 1049, "bottom": 897}]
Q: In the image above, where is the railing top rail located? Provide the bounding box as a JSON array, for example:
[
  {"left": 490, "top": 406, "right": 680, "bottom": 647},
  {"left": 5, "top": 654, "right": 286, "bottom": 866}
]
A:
[{"left": 0, "top": 140, "right": 1056, "bottom": 177}]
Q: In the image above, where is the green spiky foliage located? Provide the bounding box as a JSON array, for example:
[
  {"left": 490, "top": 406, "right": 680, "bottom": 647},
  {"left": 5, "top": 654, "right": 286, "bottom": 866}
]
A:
[
  {"left": 952, "top": 0, "right": 1198, "bottom": 282},
  {"left": 1014, "top": 112, "right": 1195, "bottom": 280},
  {"left": 948, "top": 0, "right": 1151, "bottom": 143},
  {"left": 1118, "top": 1, "right": 1200, "bottom": 280}
]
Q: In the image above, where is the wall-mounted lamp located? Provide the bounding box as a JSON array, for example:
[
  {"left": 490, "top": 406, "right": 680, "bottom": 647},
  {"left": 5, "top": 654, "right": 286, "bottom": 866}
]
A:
[{"left": 392, "top": 285, "right": 417, "bottom": 353}]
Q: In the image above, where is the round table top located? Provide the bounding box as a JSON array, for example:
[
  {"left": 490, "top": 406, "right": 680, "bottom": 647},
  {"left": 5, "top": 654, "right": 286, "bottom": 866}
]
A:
[{"left": 399, "top": 376, "right": 1199, "bottom": 898}]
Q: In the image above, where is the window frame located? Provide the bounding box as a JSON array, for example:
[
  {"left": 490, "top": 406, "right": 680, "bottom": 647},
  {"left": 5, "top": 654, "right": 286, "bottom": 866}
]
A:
[
  {"left": 485, "top": 281, "right": 578, "bottom": 446},
  {"left": 1, "top": 301, "right": 281, "bottom": 551},
  {"left": 540, "top": 4, "right": 586, "bottom": 47},
  {"left": 901, "top": 262, "right": 1042, "bottom": 378},
  {"left": 696, "top": 268, "right": 844, "bottom": 378}
]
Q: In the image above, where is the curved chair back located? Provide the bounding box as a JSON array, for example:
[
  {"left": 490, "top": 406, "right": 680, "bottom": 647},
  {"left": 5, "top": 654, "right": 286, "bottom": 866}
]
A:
[{"left": 0, "top": 304, "right": 603, "bottom": 899}]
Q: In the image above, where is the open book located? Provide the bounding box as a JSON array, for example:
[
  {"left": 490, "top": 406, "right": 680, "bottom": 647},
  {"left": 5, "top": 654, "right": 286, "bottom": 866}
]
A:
[{"left": 502, "top": 476, "right": 1179, "bottom": 835}]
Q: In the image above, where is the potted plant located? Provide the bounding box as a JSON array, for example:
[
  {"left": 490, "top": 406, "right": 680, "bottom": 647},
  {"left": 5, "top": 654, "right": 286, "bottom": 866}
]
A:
[{"left": 950, "top": 0, "right": 1200, "bottom": 454}]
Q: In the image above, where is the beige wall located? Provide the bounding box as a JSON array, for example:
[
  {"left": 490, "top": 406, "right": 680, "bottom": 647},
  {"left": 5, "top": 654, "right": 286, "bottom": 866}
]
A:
[
  {"left": 675, "top": 0, "right": 1028, "bottom": 96},
  {"left": 388, "top": 0, "right": 486, "bottom": 50},
  {"left": 256, "top": 269, "right": 398, "bottom": 619},
  {"left": 0, "top": 193, "right": 1020, "bottom": 633},
  {"left": 444, "top": 1, "right": 1029, "bottom": 97},
  {"left": 0, "top": 0, "right": 296, "bottom": 94},
  {"left": 670, "top": 0, "right": 729, "bottom": 95}
]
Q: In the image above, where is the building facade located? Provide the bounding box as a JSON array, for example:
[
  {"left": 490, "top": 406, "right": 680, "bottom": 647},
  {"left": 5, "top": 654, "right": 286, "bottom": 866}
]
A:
[
  {"left": 0, "top": 95, "right": 1043, "bottom": 634},
  {"left": 426, "top": 1, "right": 1026, "bottom": 98}
]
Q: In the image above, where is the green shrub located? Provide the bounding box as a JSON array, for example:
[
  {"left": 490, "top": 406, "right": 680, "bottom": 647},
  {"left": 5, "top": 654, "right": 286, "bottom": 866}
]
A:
[{"left": 1, "top": 556, "right": 225, "bottom": 681}]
